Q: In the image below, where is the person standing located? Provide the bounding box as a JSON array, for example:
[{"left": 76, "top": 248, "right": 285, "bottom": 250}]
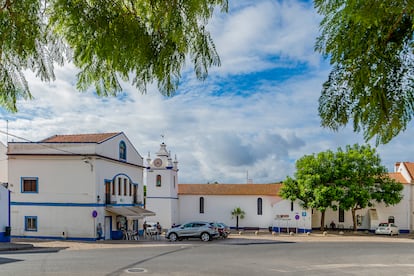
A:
[
  {"left": 96, "top": 223, "right": 103, "bottom": 240},
  {"left": 143, "top": 221, "right": 147, "bottom": 239},
  {"left": 156, "top": 222, "right": 162, "bottom": 240}
]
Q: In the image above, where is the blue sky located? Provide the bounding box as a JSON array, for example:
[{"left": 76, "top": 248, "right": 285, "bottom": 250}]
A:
[{"left": 1, "top": 0, "right": 414, "bottom": 184}]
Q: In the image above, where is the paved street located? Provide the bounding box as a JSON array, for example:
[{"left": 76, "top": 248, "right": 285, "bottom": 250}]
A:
[{"left": 1, "top": 232, "right": 414, "bottom": 275}]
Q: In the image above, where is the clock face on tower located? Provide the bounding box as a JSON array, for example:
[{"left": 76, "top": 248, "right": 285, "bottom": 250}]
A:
[{"left": 153, "top": 158, "right": 163, "bottom": 167}]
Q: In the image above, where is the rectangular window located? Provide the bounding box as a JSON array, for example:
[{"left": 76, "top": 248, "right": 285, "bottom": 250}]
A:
[
  {"left": 124, "top": 179, "right": 127, "bottom": 196},
  {"left": 257, "top": 198, "right": 263, "bottom": 215},
  {"left": 118, "top": 178, "right": 121, "bottom": 196},
  {"left": 25, "top": 216, "right": 37, "bottom": 231},
  {"left": 112, "top": 181, "right": 115, "bottom": 195},
  {"left": 129, "top": 182, "right": 132, "bottom": 196},
  {"left": 21, "top": 177, "right": 38, "bottom": 193},
  {"left": 290, "top": 201, "right": 294, "bottom": 212},
  {"left": 199, "top": 197, "right": 204, "bottom": 214},
  {"left": 339, "top": 208, "right": 345, "bottom": 223}
]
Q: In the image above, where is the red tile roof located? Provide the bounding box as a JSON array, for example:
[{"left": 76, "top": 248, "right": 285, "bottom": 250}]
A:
[
  {"left": 388, "top": 172, "right": 409, "bottom": 184},
  {"left": 178, "top": 183, "right": 282, "bottom": 196},
  {"left": 41, "top": 132, "right": 121, "bottom": 143}
]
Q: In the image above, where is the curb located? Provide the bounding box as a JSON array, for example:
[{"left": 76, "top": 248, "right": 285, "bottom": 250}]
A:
[{"left": 0, "top": 243, "right": 34, "bottom": 252}]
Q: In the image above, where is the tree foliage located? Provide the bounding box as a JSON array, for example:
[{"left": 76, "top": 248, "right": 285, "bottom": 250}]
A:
[
  {"left": 231, "top": 207, "right": 245, "bottom": 230},
  {"left": 281, "top": 144, "right": 403, "bottom": 231},
  {"left": 0, "top": 0, "right": 228, "bottom": 111},
  {"left": 280, "top": 150, "right": 341, "bottom": 231},
  {"left": 315, "top": 0, "right": 414, "bottom": 145}
]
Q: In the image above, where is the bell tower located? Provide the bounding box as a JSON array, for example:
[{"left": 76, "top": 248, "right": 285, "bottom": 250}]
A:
[{"left": 145, "top": 141, "right": 179, "bottom": 229}]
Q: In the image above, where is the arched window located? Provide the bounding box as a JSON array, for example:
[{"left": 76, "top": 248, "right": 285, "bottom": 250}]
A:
[
  {"left": 199, "top": 197, "right": 204, "bottom": 214},
  {"left": 156, "top": 175, "right": 161, "bottom": 187},
  {"left": 119, "top": 141, "right": 127, "bottom": 161},
  {"left": 257, "top": 198, "right": 263, "bottom": 215}
]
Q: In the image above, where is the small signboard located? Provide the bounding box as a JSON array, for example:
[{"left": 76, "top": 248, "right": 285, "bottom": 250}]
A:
[{"left": 275, "top": 214, "right": 290, "bottom": 220}]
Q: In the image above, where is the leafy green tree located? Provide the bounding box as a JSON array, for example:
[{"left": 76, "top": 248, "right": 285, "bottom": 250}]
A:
[
  {"left": 1, "top": 0, "right": 228, "bottom": 111},
  {"left": 334, "top": 144, "right": 403, "bottom": 231},
  {"left": 231, "top": 207, "right": 245, "bottom": 230},
  {"left": 315, "top": 0, "right": 414, "bottom": 145},
  {"left": 280, "top": 150, "right": 342, "bottom": 231},
  {"left": 282, "top": 144, "right": 404, "bottom": 231}
]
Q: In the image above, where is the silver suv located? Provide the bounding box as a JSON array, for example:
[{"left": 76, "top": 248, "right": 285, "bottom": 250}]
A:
[{"left": 166, "top": 221, "right": 219, "bottom": 242}]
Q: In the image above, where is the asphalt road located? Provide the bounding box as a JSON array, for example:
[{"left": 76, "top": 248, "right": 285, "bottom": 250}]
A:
[{"left": 1, "top": 239, "right": 414, "bottom": 275}]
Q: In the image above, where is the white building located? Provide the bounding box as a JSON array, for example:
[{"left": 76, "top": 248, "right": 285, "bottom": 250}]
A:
[
  {"left": 0, "top": 142, "right": 10, "bottom": 242},
  {"left": 8, "top": 132, "right": 154, "bottom": 241},
  {"left": 177, "top": 183, "right": 312, "bottom": 233}
]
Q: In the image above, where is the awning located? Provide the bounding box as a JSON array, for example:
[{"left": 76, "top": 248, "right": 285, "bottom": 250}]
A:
[{"left": 106, "top": 206, "right": 156, "bottom": 219}]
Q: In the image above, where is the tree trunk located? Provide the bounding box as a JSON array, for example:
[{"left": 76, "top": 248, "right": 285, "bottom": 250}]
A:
[
  {"left": 320, "top": 211, "right": 326, "bottom": 231},
  {"left": 352, "top": 208, "right": 357, "bottom": 231},
  {"left": 236, "top": 216, "right": 239, "bottom": 230}
]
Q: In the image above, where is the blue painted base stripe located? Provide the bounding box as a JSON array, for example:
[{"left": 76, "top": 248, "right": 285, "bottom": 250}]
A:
[
  {"left": 0, "top": 232, "right": 11, "bottom": 242},
  {"left": 12, "top": 235, "right": 97, "bottom": 242}
]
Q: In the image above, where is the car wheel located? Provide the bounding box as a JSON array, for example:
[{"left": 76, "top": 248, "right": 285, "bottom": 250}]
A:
[
  {"left": 169, "top": 233, "right": 178, "bottom": 242},
  {"left": 200, "top": 232, "right": 211, "bottom": 242}
]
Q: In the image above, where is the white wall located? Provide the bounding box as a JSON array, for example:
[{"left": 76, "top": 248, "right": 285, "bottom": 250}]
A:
[
  {"left": 8, "top": 140, "right": 145, "bottom": 239},
  {"left": 96, "top": 134, "right": 143, "bottom": 165},
  {"left": 179, "top": 195, "right": 286, "bottom": 229},
  {"left": 11, "top": 205, "right": 99, "bottom": 239},
  {"left": 271, "top": 200, "right": 312, "bottom": 232},
  {"left": 313, "top": 184, "right": 412, "bottom": 232},
  {"left": 146, "top": 167, "right": 178, "bottom": 230}
]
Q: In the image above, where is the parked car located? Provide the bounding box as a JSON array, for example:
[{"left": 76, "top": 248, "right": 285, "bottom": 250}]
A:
[
  {"left": 166, "top": 221, "right": 219, "bottom": 242},
  {"left": 211, "top": 222, "right": 231, "bottom": 238},
  {"left": 375, "top": 223, "right": 399, "bottom": 236}
]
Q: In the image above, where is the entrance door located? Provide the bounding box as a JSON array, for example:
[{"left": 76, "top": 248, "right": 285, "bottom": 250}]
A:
[{"left": 104, "top": 216, "right": 112, "bottom": 240}]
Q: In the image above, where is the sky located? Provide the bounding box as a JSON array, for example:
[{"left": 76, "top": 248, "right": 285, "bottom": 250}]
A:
[{"left": 1, "top": 0, "right": 414, "bottom": 184}]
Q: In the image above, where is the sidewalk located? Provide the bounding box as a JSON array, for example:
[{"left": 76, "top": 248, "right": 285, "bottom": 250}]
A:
[{"left": 2, "top": 231, "right": 414, "bottom": 252}]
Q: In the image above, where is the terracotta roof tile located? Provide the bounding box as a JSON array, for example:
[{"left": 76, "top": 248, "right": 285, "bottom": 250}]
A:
[
  {"left": 402, "top": 162, "right": 414, "bottom": 180},
  {"left": 41, "top": 132, "right": 121, "bottom": 143},
  {"left": 388, "top": 172, "right": 409, "bottom": 184},
  {"left": 178, "top": 183, "right": 282, "bottom": 196}
]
